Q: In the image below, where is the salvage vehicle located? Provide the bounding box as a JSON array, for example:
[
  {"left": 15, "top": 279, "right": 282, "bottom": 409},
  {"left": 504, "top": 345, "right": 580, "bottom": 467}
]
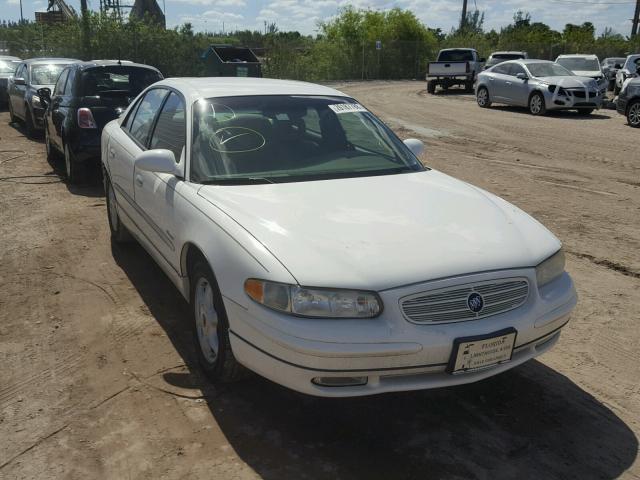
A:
[
  {"left": 0, "top": 56, "right": 21, "bottom": 108},
  {"left": 614, "top": 54, "right": 640, "bottom": 95},
  {"left": 40, "top": 60, "right": 162, "bottom": 183},
  {"left": 556, "top": 54, "right": 607, "bottom": 92},
  {"left": 101, "top": 77, "right": 577, "bottom": 397},
  {"left": 484, "top": 51, "right": 528, "bottom": 70},
  {"left": 426, "top": 48, "right": 485, "bottom": 94},
  {"left": 7, "top": 58, "right": 79, "bottom": 136},
  {"left": 601, "top": 57, "right": 625, "bottom": 91},
  {"left": 616, "top": 77, "right": 640, "bottom": 127},
  {"left": 476, "top": 60, "right": 603, "bottom": 115}
]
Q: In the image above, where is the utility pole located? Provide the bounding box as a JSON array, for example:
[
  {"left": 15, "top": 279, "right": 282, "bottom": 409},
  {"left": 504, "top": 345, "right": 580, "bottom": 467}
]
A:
[
  {"left": 460, "top": 0, "right": 468, "bottom": 30},
  {"left": 19, "top": 0, "right": 24, "bottom": 22},
  {"left": 632, "top": 0, "right": 640, "bottom": 36}
]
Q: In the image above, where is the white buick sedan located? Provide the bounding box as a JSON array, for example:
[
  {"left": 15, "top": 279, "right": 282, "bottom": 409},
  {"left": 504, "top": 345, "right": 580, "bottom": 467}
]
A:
[{"left": 101, "top": 77, "right": 577, "bottom": 397}]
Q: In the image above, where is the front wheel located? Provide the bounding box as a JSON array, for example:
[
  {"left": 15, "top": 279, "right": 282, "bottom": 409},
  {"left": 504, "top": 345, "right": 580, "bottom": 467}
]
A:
[
  {"left": 528, "top": 92, "right": 546, "bottom": 116},
  {"left": 191, "top": 261, "right": 244, "bottom": 383},
  {"left": 8, "top": 101, "right": 17, "bottom": 124},
  {"left": 45, "top": 125, "right": 60, "bottom": 163},
  {"left": 476, "top": 86, "right": 491, "bottom": 108},
  {"left": 627, "top": 100, "right": 640, "bottom": 128}
]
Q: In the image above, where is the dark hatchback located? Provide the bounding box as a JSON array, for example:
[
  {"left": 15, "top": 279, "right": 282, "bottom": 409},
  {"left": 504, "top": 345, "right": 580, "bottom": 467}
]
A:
[{"left": 41, "top": 60, "right": 163, "bottom": 183}]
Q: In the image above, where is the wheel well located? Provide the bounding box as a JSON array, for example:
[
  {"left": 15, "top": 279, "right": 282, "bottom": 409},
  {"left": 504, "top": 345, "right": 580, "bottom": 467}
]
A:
[{"left": 183, "top": 243, "right": 207, "bottom": 280}]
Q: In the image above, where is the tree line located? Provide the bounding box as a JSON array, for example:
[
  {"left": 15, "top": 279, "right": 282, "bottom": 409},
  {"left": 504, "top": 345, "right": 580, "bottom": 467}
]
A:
[{"left": 1, "top": 7, "right": 639, "bottom": 81}]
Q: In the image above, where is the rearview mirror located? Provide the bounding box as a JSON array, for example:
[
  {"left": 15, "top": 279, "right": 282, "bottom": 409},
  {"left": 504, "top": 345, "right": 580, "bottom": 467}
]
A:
[
  {"left": 516, "top": 72, "right": 528, "bottom": 81},
  {"left": 13, "top": 77, "right": 26, "bottom": 86},
  {"left": 404, "top": 138, "right": 425, "bottom": 157},
  {"left": 135, "top": 149, "right": 179, "bottom": 175}
]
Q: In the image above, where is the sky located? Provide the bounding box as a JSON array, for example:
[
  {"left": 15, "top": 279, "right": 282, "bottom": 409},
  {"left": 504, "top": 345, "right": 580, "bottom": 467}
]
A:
[{"left": 2, "top": 0, "right": 637, "bottom": 38}]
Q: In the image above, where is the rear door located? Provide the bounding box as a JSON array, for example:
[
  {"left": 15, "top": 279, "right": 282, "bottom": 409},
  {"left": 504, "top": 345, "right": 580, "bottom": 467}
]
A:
[
  {"left": 487, "top": 63, "right": 511, "bottom": 101},
  {"left": 10, "top": 63, "right": 27, "bottom": 117}
]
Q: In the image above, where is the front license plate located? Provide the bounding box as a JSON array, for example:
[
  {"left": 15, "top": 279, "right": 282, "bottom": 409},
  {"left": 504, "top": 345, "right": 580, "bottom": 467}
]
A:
[{"left": 447, "top": 328, "right": 517, "bottom": 374}]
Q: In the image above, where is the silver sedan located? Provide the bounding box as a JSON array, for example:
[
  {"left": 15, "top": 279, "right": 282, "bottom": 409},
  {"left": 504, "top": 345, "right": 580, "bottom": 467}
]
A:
[{"left": 476, "top": 60, "right": 603, "bottom": 115}]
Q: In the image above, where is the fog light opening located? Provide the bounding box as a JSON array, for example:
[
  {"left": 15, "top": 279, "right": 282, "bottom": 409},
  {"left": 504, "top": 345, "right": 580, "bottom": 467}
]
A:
[{"left": 312, "top": 376, "right": 368, "bottom": 387}]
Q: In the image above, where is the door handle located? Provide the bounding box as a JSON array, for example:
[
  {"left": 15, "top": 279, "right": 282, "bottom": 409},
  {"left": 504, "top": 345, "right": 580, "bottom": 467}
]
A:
[
  {"left": 109, "top": 148, "right": 116, "bottom": 158},
  {"left": 135, "top": 174, "right": 143, "bottom": 187}
]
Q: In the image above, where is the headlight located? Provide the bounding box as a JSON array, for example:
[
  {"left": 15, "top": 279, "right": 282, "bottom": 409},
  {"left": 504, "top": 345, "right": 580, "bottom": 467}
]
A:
[
  {"left": 536, "top": 250, "right": 565, "bottom": 287},
  {"left": 31, "top": 95, "right": 42, "bottom": 108},
  {"left": 244, "top": 279, "right": 382, "bottom": 318}
]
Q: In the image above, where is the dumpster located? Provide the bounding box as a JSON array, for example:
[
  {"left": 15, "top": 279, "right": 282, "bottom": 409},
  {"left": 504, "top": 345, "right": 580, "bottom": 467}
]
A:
[{"left": 201, "top": 44, "right": 262, "bottom": 78}]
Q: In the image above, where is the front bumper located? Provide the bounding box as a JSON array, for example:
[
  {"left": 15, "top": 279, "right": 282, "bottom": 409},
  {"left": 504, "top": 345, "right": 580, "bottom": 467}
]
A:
[
  {"left": 225, "top": 269, "right": 577, "bottom": 397},
  {"left": 545, "top": 90, "right": 603, "bottom": 110}
]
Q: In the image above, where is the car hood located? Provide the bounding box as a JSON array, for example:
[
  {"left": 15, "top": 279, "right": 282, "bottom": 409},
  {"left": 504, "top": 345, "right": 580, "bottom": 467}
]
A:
[
  {"left": 197, "top": 171, "right": 560, "bottom": 291},
  {"left": 536, "top": 76, "right": 598, "bottom": 88}
]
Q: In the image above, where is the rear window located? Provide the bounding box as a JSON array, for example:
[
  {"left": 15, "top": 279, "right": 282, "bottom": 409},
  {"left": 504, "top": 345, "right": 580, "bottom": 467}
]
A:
[
  {"left": 0, "top": 60, "right": 19, "bottom": 75},
  {"left": 492, "top": 54, "right": 524, "bottom": 60},
  {"left": 438, "top": 50, "right": 474, "bottom": 62},
  {"left": 80, "top": 66, "right": 163, "bottom": 97}
]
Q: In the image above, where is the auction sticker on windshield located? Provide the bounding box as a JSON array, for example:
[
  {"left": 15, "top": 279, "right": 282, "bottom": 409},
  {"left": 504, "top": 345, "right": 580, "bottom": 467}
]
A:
[
  {"left": 448, "top": 329, "right": 517, "bottom": 374},
  {"left": 328, "top": 103, "right": 368, "bottom": 114}
]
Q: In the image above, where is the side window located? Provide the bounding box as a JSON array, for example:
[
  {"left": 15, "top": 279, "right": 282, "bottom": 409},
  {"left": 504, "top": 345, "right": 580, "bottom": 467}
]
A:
[
  {"left": 128, "top": 88, "right": 168, "bottom": 147},
  {"left": 492, "top": 63, "right": 509, "bottom": 75},
  {"left": 149, "top": 92, "right": 186, "bottom": 162},
  {"left": 336, "top": 111, "right": 395, "bottom": 158},
  {"left": 302, "top": 107, "right": 321, "bottom": 135},
  {"left": 64, "top": 68, "right": 76, "bottom": 95},
  {"left": 15, "top": 64, "right": 25, "bottom": 79},
  {"left": 508, "top": 64, "right": 526, "bottom": 77},
  {"left": 54, "top": 69, "right": 69, "bottom": 96}
]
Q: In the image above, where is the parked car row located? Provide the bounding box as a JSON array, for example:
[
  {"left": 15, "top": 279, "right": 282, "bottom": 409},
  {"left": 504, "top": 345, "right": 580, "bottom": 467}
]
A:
[
  {"left": 4, "top": 57, "right": 163, "bottom": 182},
  {"left": 1, "top": 55, "right": 578, "bottom": 397}
]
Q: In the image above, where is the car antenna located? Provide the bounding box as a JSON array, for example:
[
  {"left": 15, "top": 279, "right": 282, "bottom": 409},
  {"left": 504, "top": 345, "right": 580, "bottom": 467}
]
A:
[{"left": 117, "top": 48, "right": 122, "bottom": 66}]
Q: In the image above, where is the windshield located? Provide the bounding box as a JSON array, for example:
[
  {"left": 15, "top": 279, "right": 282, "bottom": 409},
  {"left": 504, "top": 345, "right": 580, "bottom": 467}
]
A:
[
  {"left": 191, "top": 95, "right": 424, "bottom": 184},
  {"left": 30, "top": 63, "right": 69, "bottom": 85},
  {"left": 438, "top": 50, "right": 474, "bottom": 62},
  {"left": 527, "top": 62, "right": 573, "bottom": 77},
  {"left": 605, "top": 58, "right": 624, "bottom": 65},
  {"left": 0, "top": 60, "right": 19, "bottom": 75},
  {"left": 81, "top": 66, "right": 162, "bottom": 97},
  {"left": 556, "top": 57, "right": 600, "bottom": 72}
]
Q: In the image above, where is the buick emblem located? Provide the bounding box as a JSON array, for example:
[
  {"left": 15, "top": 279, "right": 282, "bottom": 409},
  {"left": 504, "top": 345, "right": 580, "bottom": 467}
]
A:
[{"left": 467, "top": 292, "right": 484, "bottom": 313}]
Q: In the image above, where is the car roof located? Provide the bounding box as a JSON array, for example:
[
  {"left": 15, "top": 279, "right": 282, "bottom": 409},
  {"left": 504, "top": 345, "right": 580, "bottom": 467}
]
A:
[
  {"left": 556, "top": 54, "right": 598, "bottom": 59},
  {"left": 0, "top": 55, "right": 21, "bottom": 61},
  {"left": 23, "top": 58, "right": 80, "bottom": 65},
  {"left": 155, "top": 77, "right": 350, "bottom": 103},
  {"left": 74, "top": 60, "right": 161, "bottom": 72}
]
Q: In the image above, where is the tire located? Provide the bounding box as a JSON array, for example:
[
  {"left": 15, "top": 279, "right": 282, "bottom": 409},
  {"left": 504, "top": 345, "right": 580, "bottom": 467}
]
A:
[
  {"left": 64, "top": 142, "right": 84, "bottom": 184},
  {"left": 24, "top": 108, "right": 35, "bottom": 137},
  {"left": 45, "top": 125, "right": 60, "bottom": 163},
  {"left": 528, "top": 92, "right": 546, "bottom": 116},
  {"left": 627, "top": 100, "right": 640, "bottom": 128},
  {"left": 190, "top": 260, "right": 244, "bottom": 383},
  {"left": 476, "top": 86, "right": 491, "bottom": 108},
  {"left": 427, "top": 81, "right": 436, "bottom": 94},
  {"left": 105, "top": 174, "right": 132, "bottom": 243}
]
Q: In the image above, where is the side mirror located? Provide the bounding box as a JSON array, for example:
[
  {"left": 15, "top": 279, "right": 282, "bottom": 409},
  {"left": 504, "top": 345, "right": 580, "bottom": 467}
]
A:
[
  {"left": 516, "top": 72, "right": 528, "bottom": 81},
  {"left": 13, "top": 77, "right": 26, "bottom": 86},
  {"left": 37, "top": 87, "right": 51, "bottom": 104},
  {"left": 404, "top": 138, "right": 424, "bottom": 157},
  {"left": 135, "top": 149, "right": 179, "bottom": 175}
]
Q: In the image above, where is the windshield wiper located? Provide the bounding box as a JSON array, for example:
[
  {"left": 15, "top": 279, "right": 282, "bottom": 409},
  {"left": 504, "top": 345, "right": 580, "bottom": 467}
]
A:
[{"left": 200, "top": 176, "right": 277, "bottom": 185}]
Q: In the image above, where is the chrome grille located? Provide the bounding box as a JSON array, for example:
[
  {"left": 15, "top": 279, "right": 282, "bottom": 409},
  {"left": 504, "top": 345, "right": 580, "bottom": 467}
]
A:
[{"left": 400, "top": 278, "right": 529, "bottom": 324}]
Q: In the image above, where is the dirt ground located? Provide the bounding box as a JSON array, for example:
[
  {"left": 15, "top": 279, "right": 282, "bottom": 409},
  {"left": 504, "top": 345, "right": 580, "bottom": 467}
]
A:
[{"left": 0, "top": 81, "right": 638, "bottom": 480}]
